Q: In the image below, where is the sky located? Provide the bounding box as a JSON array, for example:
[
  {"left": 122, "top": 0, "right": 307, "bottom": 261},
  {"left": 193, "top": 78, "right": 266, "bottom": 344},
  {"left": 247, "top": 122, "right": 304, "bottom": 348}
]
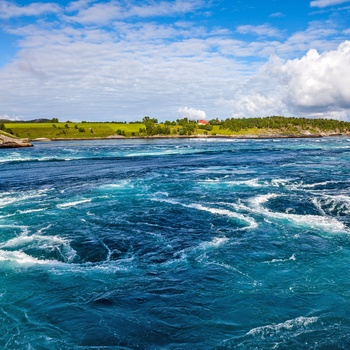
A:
[{"left": 1, "top": 0, "right": 350, "bottom": 122}]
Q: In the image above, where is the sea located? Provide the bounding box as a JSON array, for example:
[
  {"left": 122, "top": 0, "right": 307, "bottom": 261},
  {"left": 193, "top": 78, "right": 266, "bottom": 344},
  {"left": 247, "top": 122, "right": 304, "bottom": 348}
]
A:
[{"left": 1, "top": 137, "right": 350, "bottom": 349}]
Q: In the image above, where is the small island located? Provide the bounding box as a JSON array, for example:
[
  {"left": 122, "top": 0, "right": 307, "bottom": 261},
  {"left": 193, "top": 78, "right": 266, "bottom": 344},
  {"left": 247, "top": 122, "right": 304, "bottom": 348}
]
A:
[{"left": 1, "top": 116, "right": 349, "bottom": 145}]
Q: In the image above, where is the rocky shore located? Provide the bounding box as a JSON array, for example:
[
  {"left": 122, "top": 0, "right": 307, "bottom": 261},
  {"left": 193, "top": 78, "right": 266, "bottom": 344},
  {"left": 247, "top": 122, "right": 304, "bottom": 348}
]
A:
[{"left": 0, "top": 133, "right": 33, "bottom": 148}]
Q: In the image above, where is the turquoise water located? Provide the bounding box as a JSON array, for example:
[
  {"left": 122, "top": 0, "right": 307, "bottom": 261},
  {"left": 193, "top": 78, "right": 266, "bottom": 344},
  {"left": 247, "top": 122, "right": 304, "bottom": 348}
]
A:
[{"left": 1, "top": 137, "right": 350, "bottom": 349}]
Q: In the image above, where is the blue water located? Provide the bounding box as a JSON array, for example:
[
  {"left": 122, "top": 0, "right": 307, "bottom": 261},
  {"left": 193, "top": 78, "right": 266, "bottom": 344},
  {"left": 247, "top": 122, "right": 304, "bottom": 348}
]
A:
[{"left": 1, "top": 137, "right": 350, "bottom": 349}]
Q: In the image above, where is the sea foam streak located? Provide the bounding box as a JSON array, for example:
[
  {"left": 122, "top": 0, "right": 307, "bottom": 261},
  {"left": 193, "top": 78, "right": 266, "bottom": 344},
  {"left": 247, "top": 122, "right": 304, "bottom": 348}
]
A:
[
  {"left": 0, "top": 189, "right": 49, "bottom": 208},
  {"left": 246, "top": 316, "right": 318, "bottom": 337},
  {"left": 57, "top": 199, "right": 92, "bottom": 208},
  {"left": 152, "top": 197, "right": 257, "bottom": 230}
]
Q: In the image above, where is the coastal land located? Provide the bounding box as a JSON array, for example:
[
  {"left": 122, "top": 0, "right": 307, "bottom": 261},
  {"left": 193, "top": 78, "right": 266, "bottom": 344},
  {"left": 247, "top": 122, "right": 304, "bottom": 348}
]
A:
[
  {"left": 0, "top": 130, "right": 33, "bottom": 148},
  {"left": 1, "top": 116, "right": 349, "bottom": 147}
]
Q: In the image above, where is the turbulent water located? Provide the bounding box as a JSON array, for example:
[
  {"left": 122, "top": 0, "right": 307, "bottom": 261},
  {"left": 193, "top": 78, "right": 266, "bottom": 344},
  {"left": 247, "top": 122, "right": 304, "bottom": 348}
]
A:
[{"left": 1, "top": 137, "right": 350, "bottom": 349}]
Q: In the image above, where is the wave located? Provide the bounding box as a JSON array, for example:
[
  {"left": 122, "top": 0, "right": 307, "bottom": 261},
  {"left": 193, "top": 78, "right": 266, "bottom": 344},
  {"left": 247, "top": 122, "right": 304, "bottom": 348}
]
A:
[
  {"left": 248, "top": 194, "right": 348, "bottom": 233},
  {"left": 152, "top": 197, "right": 257, "bottom": 230},
  {"left": 167, "top": 236, "right": 230, "bottom": 266},
  {"left": 183, "top": 167, "right": 255, "bottom": 175},
  {"left": 98, "top": 180, "right": 133, "bottom": 190},
  {"left": 0, "top": 156, "right": 76, "bottom": 164},
  {"left": 199, "top": 237, "right": 229, "bottom": 249},
  {"left": 126, "top": 147, "right": 196, "bottom": 157},
  {"left": 246, "top": 316, "right": 318, "bottom": 337},
  {"left": 0, "top": 189, "right": 50, "bottom": 208},
  {"left": 0, "top": 232, "right": 77, "bottom": 263},
  {"left": 264, "top": 254, "right": 296, "bottom": 264},
  {"left": 271, "top": 178, "right": 339, "bottom": 190},
  {"left": 57, "top": 199, "right": 92, "bottom": 209},
  {"left": 16, "top": 208, "right": 46, "bottom": 214},
  {"left": 0, "top": 249, "right": 62, "bottom": 265},
  {"left": 313, "top": 194, "right": 350, "bottom": 216}
]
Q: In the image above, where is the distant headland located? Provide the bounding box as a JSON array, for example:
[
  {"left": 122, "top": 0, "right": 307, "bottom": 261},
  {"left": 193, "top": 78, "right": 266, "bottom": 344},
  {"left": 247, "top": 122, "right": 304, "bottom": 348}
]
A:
[{"left": 1, "top": 116, "right": 349, "bottom": 147}]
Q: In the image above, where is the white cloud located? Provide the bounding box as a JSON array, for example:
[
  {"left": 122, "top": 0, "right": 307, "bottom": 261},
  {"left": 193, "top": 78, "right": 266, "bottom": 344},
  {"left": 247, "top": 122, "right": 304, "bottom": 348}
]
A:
[
  {"left": 0, "top": 17, "right": 244, "bottom": 121},
  {"left": 65, "top": 0, "right": 205, "bottom": 25},
  {"left": 310, "top": 0, "right": 350, "bottom": 8},
  {"left": 271, "top": 41, "right": 350, "bottom": 112},
  {"left": 65, "top": 0, "right": 95, "bottom": 13},
  {"left": 216, "top": 40, "right": 350, "bottom": 120},
  {"left": 269, "top": 12, "right": 285, "bottom": 18},
  {"left": 0, "top": 1, "right": 60, "bottom": 19},
  {"left": 128, "top": 0, "right": 204, "bottom": 18},
  {"left": 237, "top": 24, "right": 281, "bottom": 38},
  {"left": 178, "top": 107, "right": 206, "bottom": 120},
  {"left": 0, "top": 114, "right": 22, "bottom": 121}
]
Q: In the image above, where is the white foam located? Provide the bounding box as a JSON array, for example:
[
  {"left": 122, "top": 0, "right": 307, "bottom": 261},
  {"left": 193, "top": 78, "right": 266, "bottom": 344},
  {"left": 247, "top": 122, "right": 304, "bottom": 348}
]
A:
[
  {"left": 267, "top": 254, "right": 296, "bottom": 263},
  {"left": 0, "top": 213, "right": 16, "bottom": 219},
  {"left": 184, "top": 168, "right": 255, "bottom": 175},
  {"left": 0, "top": 234, "right": 66, "bottom": 249},
  {"left": 199, "top": 237, "right": 229, "bottom": 249},
  {"left": 126, "top": 149, "right": 195, "bottom": 157},
  {"left": 57, "top": 199, "right": 92, "bottom": 208},
  {"left": 314, "top": 194, "right": 350, "bottom": 215},
  {"left": 249, "top": 194, "right": 348, "bottom": 233},
  {"left": 99, "top": 180, "right": 131, "bottom": 189},
  {"left": 0, "top": 189, "right": 49, "bottom": 208},
  {"left": 152, "top": 197, "right": 257, "bottom": 230},
  {"left": 246, "top": 316, "right": 318, "bottom": 337},
  {"left": 0, "top": 250, "right": 61, "bottom": 265},
  {"left": 0, "top": 233, "right": 77, "bottom": 263},
  {"left": 188, "top": 203, "right": 258, "bottom": 229},
  {"left": 200, "top": 178, "right": 264, "bottom": 188},
  {"left": 271, "top": 178, "right": 338, "bottom": 190},
  {"left": 16, "top": 208, "right": 46, "bottom": 214}
]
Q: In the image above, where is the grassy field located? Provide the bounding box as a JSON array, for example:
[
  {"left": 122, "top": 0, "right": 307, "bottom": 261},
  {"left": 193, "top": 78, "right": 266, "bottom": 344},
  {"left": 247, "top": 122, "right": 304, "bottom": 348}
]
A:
[
  {"left": 5, "top": 122, "right": 235, "bottom": 139},
  {"left": 3, "top": 122, "right": 315, "bottom": 140},
  {"left": 5, "top": 122, "right": 144, "bottom": 139}
]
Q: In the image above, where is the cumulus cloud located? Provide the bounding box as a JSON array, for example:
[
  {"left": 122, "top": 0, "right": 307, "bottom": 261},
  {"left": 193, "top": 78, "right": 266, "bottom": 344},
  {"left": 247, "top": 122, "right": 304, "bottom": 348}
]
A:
[
  {"left": 270, "top": 40, "right": 350, "bottom": 112},
  {"left": 216, "top": 40, "right": 350, "bottom": 120},
  {"left": 0, "top": 1, "right": 60, "bottom": 19},
  {"left": 178, "top": 107, "right": 206, "bottom": 120},
  {"left": 310, "top": 0, "right": 350, "bottom": 8}
]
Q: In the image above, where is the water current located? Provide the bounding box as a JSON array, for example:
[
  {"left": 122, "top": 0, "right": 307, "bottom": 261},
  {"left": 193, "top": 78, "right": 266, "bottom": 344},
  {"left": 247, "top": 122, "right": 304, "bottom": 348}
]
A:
[{"left": 1, "top": 137, "right": 350, "bottom": 349}]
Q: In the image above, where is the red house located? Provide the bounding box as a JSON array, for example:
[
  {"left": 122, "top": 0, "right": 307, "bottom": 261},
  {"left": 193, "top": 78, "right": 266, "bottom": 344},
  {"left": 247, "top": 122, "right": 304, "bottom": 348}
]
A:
[{"left": 198, "top": 119, "right": 210, "bottom": 125}]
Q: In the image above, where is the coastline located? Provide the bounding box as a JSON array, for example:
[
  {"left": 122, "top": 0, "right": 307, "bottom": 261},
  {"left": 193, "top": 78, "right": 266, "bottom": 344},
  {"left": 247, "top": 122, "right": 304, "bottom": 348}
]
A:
[
  {"left": 30, "top": 132, "right": 348, "bottom": 142},
  {"left": 0, "top": 133, "right": 33, "bottom": 148}
]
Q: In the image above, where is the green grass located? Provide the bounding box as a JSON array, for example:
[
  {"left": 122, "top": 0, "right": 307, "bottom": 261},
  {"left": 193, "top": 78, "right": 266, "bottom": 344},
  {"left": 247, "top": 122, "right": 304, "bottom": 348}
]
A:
[
  {"left": 5, "top": 122, "right": 144, "bottom": 139},
  {"left": 0, "top": 129, "right": 21, "bottom": 139}
]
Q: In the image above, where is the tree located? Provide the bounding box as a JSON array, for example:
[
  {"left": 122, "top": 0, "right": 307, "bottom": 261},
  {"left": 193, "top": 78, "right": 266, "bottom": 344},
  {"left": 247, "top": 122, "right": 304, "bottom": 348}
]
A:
[{"left": 143, "top": 116, "right": 157, "bottom": 135}]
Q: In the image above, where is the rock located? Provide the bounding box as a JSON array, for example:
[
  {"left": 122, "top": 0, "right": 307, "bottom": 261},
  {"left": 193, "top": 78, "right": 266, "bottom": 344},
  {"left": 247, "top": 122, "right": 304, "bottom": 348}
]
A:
[
  {"left": 0, "top": 134, "right": 33, "bottom": 148},
  {"left": 32, "top": 138, "right": 51, "bottom": 142}
]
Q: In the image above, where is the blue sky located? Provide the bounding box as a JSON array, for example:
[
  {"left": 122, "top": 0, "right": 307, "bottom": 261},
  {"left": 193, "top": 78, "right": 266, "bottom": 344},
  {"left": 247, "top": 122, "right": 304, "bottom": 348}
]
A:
[{"left": 1, "top": 0, "right": 350, "bottom": 121}]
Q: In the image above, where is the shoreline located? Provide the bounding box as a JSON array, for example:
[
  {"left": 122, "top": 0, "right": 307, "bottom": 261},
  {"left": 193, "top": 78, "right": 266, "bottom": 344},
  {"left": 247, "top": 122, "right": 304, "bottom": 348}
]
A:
[
  {"left": 30, "top": 132, "right": 348, "bottom": 142},
  {"left": 0, "top": 134, "right": 33, "bottom": 148}
]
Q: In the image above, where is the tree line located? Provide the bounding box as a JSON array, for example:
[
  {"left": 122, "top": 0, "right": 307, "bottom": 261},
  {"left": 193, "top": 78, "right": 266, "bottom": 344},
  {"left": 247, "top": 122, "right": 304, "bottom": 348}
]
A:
[{"left": 220, "top": 116, "right": 350, "bottom": 133}]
